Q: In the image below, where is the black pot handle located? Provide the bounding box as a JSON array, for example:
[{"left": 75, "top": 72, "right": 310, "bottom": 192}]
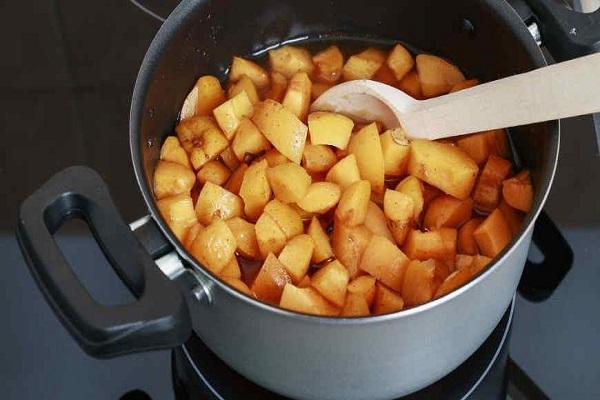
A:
[
  {"left": 518, "top": 210, "right": 573, "bottom": 302},
  {"left": 16, "top": 166, "right": 192, "bottom": 358}
]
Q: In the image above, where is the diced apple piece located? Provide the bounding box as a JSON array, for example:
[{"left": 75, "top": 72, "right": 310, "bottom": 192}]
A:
[
  {"left": 153, "top": 160, "right": 196, "bottom": 200},
  {"left": 456, "top": 129, "right": 510, "bottom": 165},
  {"left": 503, "top": 170, "right": 533, "bottom": 212},
  {"left": 289, "top": 203, "right": 314, "bottom": 221},
  {"left": 383, "top": 189, "right": 414, "bottom": 246},
  {"left": 403, "top": 229, "right": 446, "bottom": 260},
  {"left": 347, "top": 275, "right": 377, "bottom": 306},
  {"left": 359, "top": 235, "right": 410, "bottom": 292},
  {"left": 252, "top": 99, "right": 308, "bottom": 164},
  {"left": 307, "top": 111, "right": 354, "bottom": 150},
  {"left": 408, "top": 139, "right": 479, "bottom": 200},
  {"left": 434, "top": 268, "right": 472, "bottom": 299},
  {"left": 251, "top": 253, "right": 292, "bottom": 304},
  {"left": 432, "top": 259, "right": 452, "bottom": 289},
  {"left": 298, "top": 275, "right": 312, "bottom": 288},
  {"left": 380, "top": 129, "right": 410, "bottom": 177},
  {"left": 373, "top": 283, "right": 404, "bottom": 314},
  {"left": 455, "top": 254, "right": 474, "bottom": 271},
  {"left": 473, "top": 155, "right": 512, "bottom": 213},
  {"left": 157, "top": 193, "right": 198, "bottom": 241},
  {"left": 225, "top": 163, "right": 248, "bottom": 195},
  {"left": 264, "top": 199, "right": 304, "bottom": 240},
  {"left": 183, "top": 223, "right": 203, "bottom": 251},
  {"left": 195, "top": 181, "right": 244, "bottom": 225},
  {"left": 373, "top": 63, "right": 398, "bottom": 86},
  {"left": 265, "top": 71, "right": 288, "bottom": 102},
  {"left": 335, "top": 180, "right": 371, "bottom": 226},
  {"left": 402, "top": 259, "right": 436, "bottom": 306},
  {"left": 348, "top": 123, "right": 385, "bottom": 194},
  {"left": 458, "top": 218, "right": 483, "bottom": 255},
  {"left": 229, "top": 56, "right": 270, "bottom": 89},
  {"left": 439, "top": 227, "right": 458, "bottom": 264},
  {"left": 255, "top": 212, "right": 287, "bottom": 258},
  {"left": 180, "top": 76, "right": 226, "bottom": 120},
  {"left": 311, "top": 260, "right": 350, "bottom": 308},
  {"left": 450, "top": 78, "right": 479, "bottom": 93},
  {"left": 398, "top": 70, "right": 422, "bottom": 99},
  {"left": 220, "top": 146, "right": 240, "bottom": 170},
  {"left": 312, "top": 45, "right": 344, "bottom": 83},
  {"left": 228, "top": 75, "right": 259, "bottom": 104},
  {"left": 395, "top": 176, "right": 424, "bottom": 219},
  {"left": 297, "top": 182, "right": 341, "bottom": 214},
  {"left": 196, "top": 160, "right": 231, "bottom": 186},
  {"left": 473, "top": 208, "right": 513, "bottom": 257},
  {"left": 416, "top": 54, "right": 465, "bottom": 98},
  {"left": 278, "top": 234, "right": 315, "bottom": 284},
  {"left": 266, "top": 162, "right": 312, "bottom": 204},
  {"left": 498, "top": 200, "right": 524, "bottom": 235},
  {"left": 160, "top": 136, "right": 191, "bottom": 168},
  {"left": 332, "top": 218, "right": 372, "bottom": 278},
  {"left": 220, "top": 257, "right": 242, "bottom": 279},
  {"left": 302, "top": 144, "right": 338, "bottom": 173},
  {"left": 308, "top": 216, "right": 334, "bottom": 264},
  {"left": 190, "top": 220, "right": 236, "bottom": 274},
  {"left": 188, "top": 127, "right": 230, "bottom": 170},
  {"left": 262, "top": 149, "right": 289, "bottom": 167},
  {"left": 239, "top": 159, "right": 271, "bottom": 221},
  {"left": 470, "top": 255, "right": 492, "bottom": 276},
  {"left": 222, "top": 277, "right": 254, "bottom": 297},
  {"left": 226, "top": 217, "right": 260, "bottom": 260},
  {"left": 340, "top": 293, "right": 370, "bottom": 317},
  {"left": 176, "top": 115, "right": 219, "bottom": 152},
  {"left": 279, "top": 284, "right": 339, "bottom": 316},
  {"left": 326, "top": 154, "right": 361, "bottom": 190},
  {"left": 231, "top": 118, "right": 271, "bottom": 162},
  {"left": 282, "top": 72, "right": 312, "bottom": 121},
  {"left": 364, "top": 201, "right": 394, "bottom": 242},
  {"left": 387, "top": 43, "right": 414, "bottom": 81},
  {"left": 269, "top": 46, "right": 314, "bottom": 79},
  {"left": 311, "top": 82, "right": 334, "bottom": 100},
  {"left": 213, "top": 91, "right": 254, "bottom": 139},
  {"left": 342, "top": 48, "right": 386, "bottom": 80},
  {"left": 423, "top": 195, "right": 473, "bottom": 229}
]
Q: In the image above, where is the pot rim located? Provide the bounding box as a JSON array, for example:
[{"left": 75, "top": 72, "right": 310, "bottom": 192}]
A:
[{"left": 130, "top": 0, "right": 559, "bottom": 324}]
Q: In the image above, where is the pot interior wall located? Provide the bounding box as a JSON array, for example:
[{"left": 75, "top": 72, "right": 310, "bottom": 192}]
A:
[{"left": 134, "top": 0, "right": 557, "bottom": 233}]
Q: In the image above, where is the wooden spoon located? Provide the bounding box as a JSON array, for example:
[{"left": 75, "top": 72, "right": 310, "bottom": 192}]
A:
[{"left": 311, "top": 52, "right": 600, "bottom": 140}]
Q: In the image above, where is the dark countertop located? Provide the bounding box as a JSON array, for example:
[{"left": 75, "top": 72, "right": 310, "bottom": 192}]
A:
[{"left": 1, "top": 1, "right": 599, "bottom": 399}]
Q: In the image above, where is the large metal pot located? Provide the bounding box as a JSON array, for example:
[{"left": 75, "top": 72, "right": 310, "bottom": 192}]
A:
[{"left": 16, "top": 0, "right": 599, "bottom": 399}]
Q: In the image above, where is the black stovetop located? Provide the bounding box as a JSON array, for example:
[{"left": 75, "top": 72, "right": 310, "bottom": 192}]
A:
[{"left": 1, "top": 1, "right": 599, "bottom": 399}]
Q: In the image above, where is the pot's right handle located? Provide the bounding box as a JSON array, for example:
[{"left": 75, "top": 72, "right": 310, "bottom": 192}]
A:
[{"left": 16, "top": 166, "right": 192, "bottom": 358}]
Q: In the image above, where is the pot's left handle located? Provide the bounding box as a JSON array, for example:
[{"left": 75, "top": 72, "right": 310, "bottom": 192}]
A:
[{"left": 16, "top": 166, "right": 192, "bottom": 358}]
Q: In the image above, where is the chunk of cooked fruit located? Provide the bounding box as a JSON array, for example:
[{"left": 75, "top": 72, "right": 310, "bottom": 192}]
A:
[
  {"left": 450, "top": 78, "right": 479, "bottom": 93},
  {"left": 251, "top": 99, "right": 308, "bottom": 164},
  {"left": 302, "top": 144, "right": 338, "bottom": 173},
  {"left": 383, "top": 189, "right": 414, "bottom": 246},
  {"left": 263, "top": 148, "right": 289, "bottom": 167},
  {"left": 364, "top": 201, "right": 394, "bottom": 241},
  {"left": 176, "top": 115, "right": 219, "bottom": 152},
  {"left": 226, "top": 217, "right": 260, "bottom": 260},
  {"left": 502, "top": 170, "right": 533, "bottom": 212},
  {"left": 386, "top": 43, "right": 414, "bottom": 81},
  {"left": 225, "top": 163, "right": 248, "bottom": 195},
  {"left": 263, "top": 199, "right": 304, "bottom": 240},
  {"left": 220, "top": 146, "right": 240, "bottom": 170},
  {"left": 402, "top": 260, "right": 436, "bottom": 306},
  {"left": 416, "top": 54, "right": 465, "bottom": 98},
  {"left": 335, "top": 180, "right": 371, "bottom": 226},
  {"left": 266, "top": 71, "right": 288, "bottom": 102},
  {"left": 456, "top": 129, "right": 509, "bottom": 165},
  {"left": 423, "top": 195, "right": 473, "bottom": 230},
  {"left": 255, "top": 212, "right": 287, "bottom": 258},
  {"left": 251, "top": 253, "right": 292, "bottom": 304},
  {"left": 297, "top": 182, "right": 341, "bottom": 214},
  {"left": 308, "top": 216, "right": 334, "bottom": 264},
  {"left": 341, "top": 293, "right": 370, "bottom": 317},
  {"left": 229, "top": 56, "right": 270, "bottom": 89},
  {"left": 325, "top": 154, "right": 361, "bottom": 190},
  {"left": 188, "top": 127, "right": 231, "bottom": 170},
  {"left": 395, "top": 176, "right": 424, "bottom": 219},
  {"left": 360, "top": 235, "right": 410, "bottom": 292},
  {"left": 180, "top": 76, "right": 226, "bottom": 120},
  {"left": 311, "top": 260, "right": 350, "bottom": 308},
  {"left": 332, "top": 218, "right": 372, "bottom": 278},
  {"left": 220, "top": 257, "right": 242, "bottom": 279},
  {"left": 498, "top": 200, "right": 524, "bottom": 235},
  {"left": 473, "top": 208, "right": 513, "bottom": 257},
  {"left": 282, "top": 72, "right": 312, "bottom": 121},
  {"left": 373, "top": 63, "right": 398, "bottom": 86},
  {"left": 380, "top": 129, "right": 410, "bottom": 177},
  {"left": 432, "top": 259, "right": 452, "bottom": 289},
  {"left": 278, "top": 234, "right": 315, "bottom": 284},
  {"left": 231, "top": 118, "right": 271, "bottom": 161},
  {"left": 473, "top": 155, "right": 512, "bottom": 213},
  {"left": 457, "top": 218, "right": 483, "bottom": 255},
  {"left": 157, "top": 193, "right": 198, "bottom": 241},
  {"left": 160, "top": 136, "right": 191, "bottom": 168},
  {"left": 223, "top": 277, "right": 254, "bottom": 296},
  {"left": 439, "top": 227, "right": 458, "bottom": 265},
  {"left": 455, "top": 254, "right": 474, "bottom": 271},
  {"left": 408, "top": 139, "right": 479, "bottom": 200},
  {"left": 373, "top": 283, "right": 404, "bottom": 314},
  {"left": 342, "top": 48, "right": 386, "bottom": 80},
  {"left": 212, "top": 91, "right": 254, "bottom": 139},
  {"left": 153, "top": 160, "right": 196, "bottom": 200},
  {"left": 348, "top": 123, "right": 385, "bottom": 194},
  {"left": 266, "top": 162, "right": 311, "bottom": 203},
  {"left": 194, "top": 181, "right": 244, "bottom": 225},
  {"left": 312, "top": 45, "right": 344, "bottom": 83},
  {"left": 398, "top": 70, "right": 422, "bottom": 99},
  {"left": 269, "top": 45, "right": 314, "bottom": 79},
  {"left": 190, "top": 219, "right": 236, "bottom": 274},
  {"left": 470, "top": 255, "right": 492, "bottom": 276},
  {"left": 347, "top": 275, "right": 377, "bottom": 306},
  {"left": 402, "top": 229, "right": 447, "bottom": 260},
  {"left": 196, "top": 160, "right": 231, "bottom": 186},
  {"left": 434, "top": 268, "right": 472, "bottom": 299},
  {"left": 279, "top": 284, "right": 339, "bottom": 316},
  {"left": 183, "top": 223, "right": 203, "bottom": 250},
  {"left": 239, "top": 159, "right": 271, "bottom": 221},
  {"left": 228, "top": 75, "right": 259, "bottom": 104},
  {"left": 307, "top": 111, "right": 354, "bottom": 150}
]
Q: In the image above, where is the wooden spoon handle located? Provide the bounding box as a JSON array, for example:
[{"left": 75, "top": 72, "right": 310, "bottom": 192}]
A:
[{"left": 402, "top": 53, "right": 600, "bottom": 140}]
